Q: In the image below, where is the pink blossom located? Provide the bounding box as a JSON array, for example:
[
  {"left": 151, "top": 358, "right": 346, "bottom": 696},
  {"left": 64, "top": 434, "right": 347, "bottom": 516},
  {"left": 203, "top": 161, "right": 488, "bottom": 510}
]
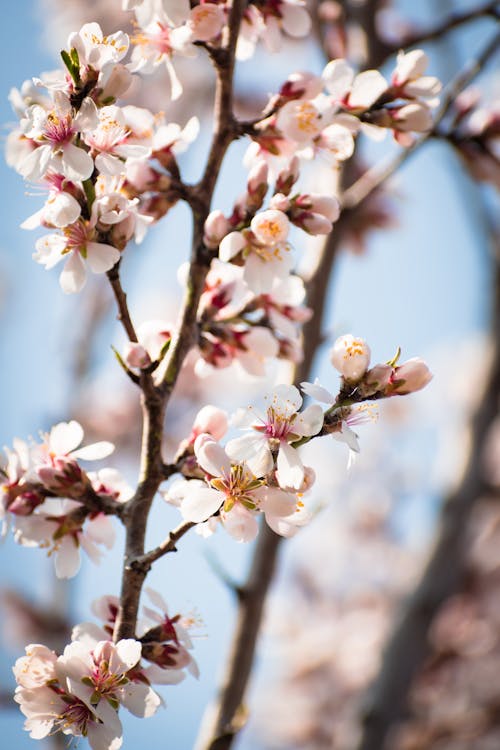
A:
[{"left": 330, "top": 334, "right": 371, "bottom": 382}]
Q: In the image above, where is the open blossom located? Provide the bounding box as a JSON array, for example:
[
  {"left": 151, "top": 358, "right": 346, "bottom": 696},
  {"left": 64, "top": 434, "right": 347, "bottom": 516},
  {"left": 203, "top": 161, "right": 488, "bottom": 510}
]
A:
[
  {"left": 330, "top": 334, "right": 371, "bottom": 382},
  {"left": 83, "top": 105, "right": 151, "bottom": 176},
  {"left": 139, "top": 588, "right": 199, "bottom": 681},
  {"left": 226, "top": 385, "right": 323, "bottom": 490},
  {"left": 14, "top": 636, "right": 161, "bottom": 750},
  {"left": 167, "top": 435, "right": 298, "bottom": 542},
  {"left": 34, "top": 219, "right": 121, "bottom": 293},
  {"left": 322, "top": 59, "right": 388, "bottom": 111},
  {"left": 69, "top": 22, "right": 129, "bottom": 71},
  {"left": 196, "top": 325, "right": 279, "bottom": 378},
  {"left": 219, "top": 209, "right": 293, "bottom": 294},
  {"left": 391, "top": 50, "right": 441, "bottom": 106},
  {"left": 301, "top": 379, "right": 377, "bottom": 467},
  {"left": 18, "top": 93, "right": 97, "bottom": 182}
]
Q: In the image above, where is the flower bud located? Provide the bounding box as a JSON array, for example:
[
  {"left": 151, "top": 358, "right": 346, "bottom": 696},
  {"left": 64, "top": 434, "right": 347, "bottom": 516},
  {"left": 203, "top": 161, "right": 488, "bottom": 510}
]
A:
[
  {"left": 359, "top": 363, "right": 392, "bottom": 397},
  {"left": 204, "top": 210, "right": 230, "bottom": 249},
  {"left": 279, "top": 71, "right": 324, "bottom": 101},
  {"left": 123, "top": 342, "right": 151, "bottom": 369},
  {"left": 330, "top": 334, "right": 371, "bottom": 382},
  {"left": 391, "top": 103, "right": 433, "bottom": 133},
  {"left": 269, "top": 192, "right": 291, "bottom": 212},
  {"left": 191, "top": 406, "right": 228, "bottom": 442},
  {"left": 275, "top": 156, "right": 300, "bottom": 195},
  {"left": 388, "top": 357, "right": 432, "bottom": 394}
]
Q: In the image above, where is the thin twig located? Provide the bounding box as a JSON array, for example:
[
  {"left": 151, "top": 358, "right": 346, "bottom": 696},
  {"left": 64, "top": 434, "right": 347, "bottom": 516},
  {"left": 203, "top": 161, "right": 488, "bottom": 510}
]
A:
[
  {"left": 106, "top": 263, "right": 138, "bottom": 343},
  {"left": 129, "top": 520, "right": 196, "bottom": 571}
]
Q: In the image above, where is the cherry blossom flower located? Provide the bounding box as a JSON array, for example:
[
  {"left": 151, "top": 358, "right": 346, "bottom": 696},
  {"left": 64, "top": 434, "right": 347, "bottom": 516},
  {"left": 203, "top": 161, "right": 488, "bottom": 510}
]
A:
[
  {"left": 391, "top": 50, "right": 441, "bottom": 107},
  {"left": 168, "top": 435, "right": 297, "bottom": 542},
  {"left": 139, "top": 588, "right": 199, "bottom": 681},
  {"left": 83, "top": 105, "right": 151, "bottom": 176},
  {"left": 33, "top": 218, "right": 121, "bottom": 293},
  {"left": 226, "top": 385, "right": 323, "bottom": 489},
  {"left": 330, "top": 334, "right": 371, "bottom": 382},
  {"left": 301, "top": 378, "right": 377, "bottom": 467},
  {"left": 18, "top": 93, "right": 97, "bottom": 182},
  {"left": 386, "top": 357, "right": 433, "bottom": 395},
  {"left": 14, "top": 635, "right": 161, "bottom": 750},
  {"left": 68, "top": 22, "right": 129, "bottom": 71},
  {"left": 219, "top": 209, "right": 293, "bottom": 294}
]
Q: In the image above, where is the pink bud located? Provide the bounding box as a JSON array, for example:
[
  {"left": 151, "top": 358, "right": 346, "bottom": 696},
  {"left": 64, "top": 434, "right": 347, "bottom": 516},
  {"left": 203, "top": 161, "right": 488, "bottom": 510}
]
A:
[
  {"left": 123, "top": 342, "right": 151, "bottom": 369},
  {"left": 275, "top": 156, "right": 300, "bottom": 195},
  {"left": 296, "top": 212, "right": 333, "bottom": 235},
  {"left": 191, "top": 406, "right": 228, "bottom": 442},
  {"left": 298, "top": 193, "right": 340, "bottom": 222},
  {"left": 204, "top": 210, "right": 230, "bottom": 249},
  {"left": 247, "top": 160, "right": 269, "bottom": 195},
  {"left": 388, "top": 358, "right": 432, "bottom": 394},
  {"left": 269, "top": 192, "right": 291, "bottom": 212},
  {"left": 330, "top": 334, "right": 371, "bottom": 382},
  {"left": 359, "top": 363, "right": 392, "bottom": 396},
  {"left": 391, "top": 103, "right": 433, "bottom": 132}
]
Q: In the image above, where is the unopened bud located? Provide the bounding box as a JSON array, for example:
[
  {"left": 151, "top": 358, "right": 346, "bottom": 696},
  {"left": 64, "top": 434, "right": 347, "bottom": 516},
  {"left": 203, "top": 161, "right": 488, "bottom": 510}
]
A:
[{"left": 123, "top": 342, "right": 151, "bottom": 369}]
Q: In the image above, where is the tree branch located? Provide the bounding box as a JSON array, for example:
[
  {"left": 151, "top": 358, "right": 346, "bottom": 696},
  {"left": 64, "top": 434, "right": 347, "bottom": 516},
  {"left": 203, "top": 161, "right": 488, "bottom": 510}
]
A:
[
  {"left": 112, "top": 0, "right": 246, "bottom": 644},
  {"left": 106, "top": 262, "right": 138, "bottom": 343}
]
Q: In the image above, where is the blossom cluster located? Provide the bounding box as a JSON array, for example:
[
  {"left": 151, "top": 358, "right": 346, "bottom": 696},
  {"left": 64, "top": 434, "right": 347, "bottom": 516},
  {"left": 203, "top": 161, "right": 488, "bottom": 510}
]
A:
[
  {"left": 13, "top": 589, "right": 196, "bottom": 750},
  {"left": 163, "top": 334, "right": 432, "bottom": 541},
  {"left": 0, "top": 421, "right": 123, "bottom": 578}
]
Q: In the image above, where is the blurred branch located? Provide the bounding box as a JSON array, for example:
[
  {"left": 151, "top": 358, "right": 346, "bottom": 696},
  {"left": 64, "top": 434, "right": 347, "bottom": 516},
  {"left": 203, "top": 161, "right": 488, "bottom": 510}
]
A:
[
  {"left": 356, "top": 223, "right": 500, "bottom": 750},
  {"left": 382, "top": 1, "right": 500, "bottom": 62},
  {"left": 342, "top": 29, "right": 500, "bottom": 211},
  {"left": 194, "top": 216, "right": 344, "bottom": 750}
]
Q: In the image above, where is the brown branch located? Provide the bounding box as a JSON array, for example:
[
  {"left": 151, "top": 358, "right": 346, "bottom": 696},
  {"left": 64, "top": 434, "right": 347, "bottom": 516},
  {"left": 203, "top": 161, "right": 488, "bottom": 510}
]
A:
[
  {"left": 106, "top": 262, "right": 138, "bottom": 343},
  {"left": 356, "top": 227, "right": 500, "bottom": 750},
  {"left": 130, "top": 520, "right": 196, "bottom": 572},
  {"left": 112, "top": 0, "right": 246, "bottom": 644},
  {"left": 342, "top": 28, "right": 500, "bottom": 212}
]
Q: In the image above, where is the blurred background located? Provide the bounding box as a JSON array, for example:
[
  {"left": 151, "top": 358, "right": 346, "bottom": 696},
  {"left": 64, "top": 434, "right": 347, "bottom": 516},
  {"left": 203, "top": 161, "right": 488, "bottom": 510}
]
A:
[{"left": 0, "top": 1, "right": 499, "bottom": 748}]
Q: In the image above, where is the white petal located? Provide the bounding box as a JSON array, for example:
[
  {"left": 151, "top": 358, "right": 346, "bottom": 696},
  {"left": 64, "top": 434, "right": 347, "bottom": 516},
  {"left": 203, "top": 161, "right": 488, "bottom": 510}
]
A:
[
  {"left": 322, "top": 59, "right": 354, "bottom": 99},
  {"left": 60, "top": 252, "right": 87, "bottom": 293},
  {"left": 181, "top": 487, "right": 223, "bottom": 522},
  {"left": 293, "top": 404, "right": 324, "bottom": 437},
  {"left": 222, "top": 504, "right": 259, "bottom": 542},
  {"left": 72, "top": 441, "right": 115, "bottom": 460},
  {"left": 257, "top": 486, "right": 296, "bottom": 517},
  {"left": 116, "top": 639, "right": 142, "bottom": 670},
  {"left": 62, "top": 143, "right": 94, "bottom": 181},
  {"left": 276, "top": 441, "right": 304, "bottom": 489},
  {"left": 121, "top": 682, "right": 161, "bottom": 718},
  {"left": 350, "top": 70, "right": 387, "bottom": 109},
  {"left": 219, "top": 231, "right": 246, "bottom": 261},
  {"left": 50, "top": 420, "right": 84, "bottom": 454},
  {"left": 86, "top": 242, "right": 121, "bottom": 273},
  {"left": 300, "top": 379, "right": 334, "bottom": 404},
  {"left": 54, "top": 536, "right": 81, "bottom": 579},
  {"left": 195, "top": 438, "right": 231, "bottom": 477},
  {"left": 281, "top": 5, "right": 311, "bottom": 37}
]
